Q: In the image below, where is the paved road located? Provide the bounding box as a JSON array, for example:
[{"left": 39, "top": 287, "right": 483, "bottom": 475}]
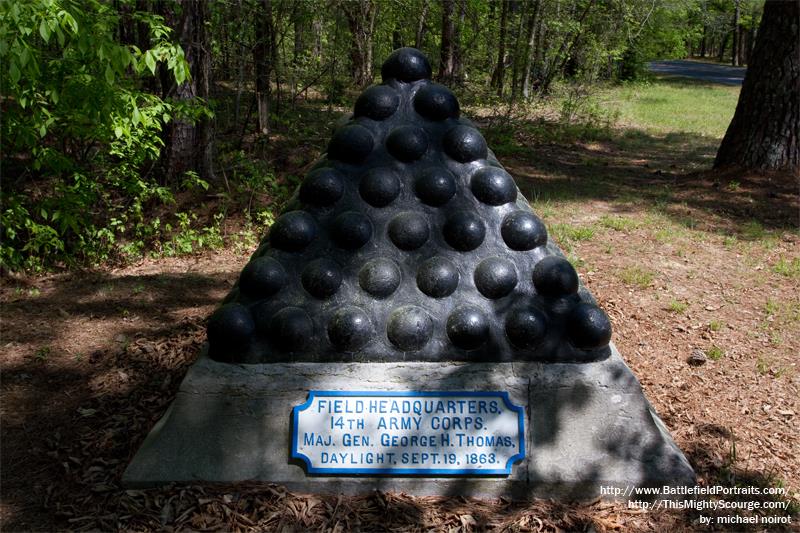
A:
[{"left": 648, "top": 60, "right": 746, "bottom": 86}]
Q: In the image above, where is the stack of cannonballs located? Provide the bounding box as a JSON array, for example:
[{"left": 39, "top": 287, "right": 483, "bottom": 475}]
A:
[{"left": 208, "top": 48, "right": 612, "bottom": 364}]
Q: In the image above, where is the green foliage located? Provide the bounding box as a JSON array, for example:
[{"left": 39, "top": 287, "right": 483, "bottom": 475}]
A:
[{"left": 0, "top": 0, "right": 191, "bottom": 270}]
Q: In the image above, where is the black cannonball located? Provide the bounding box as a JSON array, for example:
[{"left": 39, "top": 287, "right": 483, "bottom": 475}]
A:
[
  {"left": 327, "top": 124, "right": 374, "bottom": 164},
  {"left": 414, "top": 167, "right": 456, "bottom": 207},
  {"left": 299, "top": 167, "right": 344, "bottom": 207},
  {"left": 239, "top": 256, "right": 287, "bottom": 298},
  {"left": 386, "top": 125, "right": 428, "bottom": 162},
  {"left": 532, "top": 256, "right": 579, "bottom": 297},
  {"left": 387, "top": 305, "right": 433, "bottom": 351},
  {"left": 414, "top": 83, "right": 460, "bottom": 120},
  {"left": 388, "top": 212, "right": 429, "bottom": 250},
  {"left": 269, "top": 210, "right": 317, "bottom": 252},
  {"left": 381, "top": 47, "right": 432, "bottom": 82},
  {"left": 443, "top": 211, "right": 486, "bottom": 251},
  {"left": 354, "top": 85, "right": 400, "bottom": 120},
  {"left": 328, "top": 307, "right": 372, "bottom": 351},
  {"left": 501, "top": 211, "right": 547, "bottom": 251},
  {"left": 301, "top": 258, "right": 343, "bottom": 299},
  {"left": 358, "top": 258, "right": 401, "bottom": 298},
  {"left": 359, "top": 168, "right": 401, "bottom": 207},
  {"left": 443, "top": 125, "right": 487, "bottom": 163},
  {"left": 331, "top": 211, "right": 372, "bottom": 250},
  {"left": 474, "top": 257, "right": 518, "bottom": 299},
  {"left": 269, "top": 306, "right": 313, "bottom": 352},
  {"left": 207, "top": 303, "right": 255, "bottom": 350},
  {"left": 567, "top": 302, "right": 612, "bottom": 350},
  {"left": 446, "top": 306, "right": 489, "bottom": 350},
  {"left": 505, "top": 306, "right": 548, "bottom": 349},
  {"left": 471, "top": 166, "right": 517, "bottom": 205},
  {"left": 416, "top": 256, "right": 459, "bottom": 297}
]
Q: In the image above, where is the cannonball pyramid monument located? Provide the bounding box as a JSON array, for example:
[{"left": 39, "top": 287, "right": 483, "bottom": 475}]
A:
[{"left": 124, "top": 49, "right": 695, "bottom": 498}]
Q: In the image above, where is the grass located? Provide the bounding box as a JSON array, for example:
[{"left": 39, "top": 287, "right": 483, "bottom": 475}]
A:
[
  {"left": 709, "top": 320, "right": 724, "bottom": 332},
  {"left": 599, "top": 78, "right": 739, "bottom": 137},
  {"left": 599, "top": 215, "right": 638, "bottom": 232},
  {"left": 773, "top": 257, "right": 800, "bottom": 278},
  {"left": 705, "top": 345, "right": 724, "bottom": 361},
  {"left": 668, "top": 299, "right": 689, "bottom": 314},
  {"left": 548, "top": 223, "right": 596, "bottom": 244},
  {"left": 618, "top": 265, "right": 655, "bottom": 288}
]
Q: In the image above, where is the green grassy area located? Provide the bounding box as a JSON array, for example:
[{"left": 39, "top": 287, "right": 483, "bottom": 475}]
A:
[{"left": 598, "top": 77, "right": 740, "bottom": 137}]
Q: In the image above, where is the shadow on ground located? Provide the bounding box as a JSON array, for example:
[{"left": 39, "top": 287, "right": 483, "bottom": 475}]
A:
[{"left": 483, "top": 118, "right": 798, "bottom": 237}]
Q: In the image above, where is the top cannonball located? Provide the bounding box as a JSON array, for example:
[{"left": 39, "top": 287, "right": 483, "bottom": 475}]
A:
[
  {"left": 381, "top": 47, "right": 432, "bottom": 82},
  {"left": 327, "top": 124, "right": 374, "bottom": 164},
  {"left": 443, "top": 125, "right": 488, "bottom": 162},
  {"left": 471, "top": 167, "right": 517, "bottom": 205},
  {"left": 414, "top": 83, "right": 460, "bottom": 120},
  {"left": 270, "top": 211, "right": 317, "bottom": 252},
  {"left": 300, "top": 167, "right": 344, "bottom": 207},
  {"left": 532, "top": 256, "right": 579, "bottom": 297},
  {"left": 354, "top": 85, "right": 400, "bottom": 120}
]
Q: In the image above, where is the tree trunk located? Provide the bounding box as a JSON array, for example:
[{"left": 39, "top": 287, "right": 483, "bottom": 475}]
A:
[
  {"left": 162, "top": 0, "right": 215, "bottom": 182},
  {"left": 522, "top": 0, "right": 542, "bottom": 98},
  {"left": 715, "top": 0, "right": 799, "bottom": 171},
  {"left": 415, "top": 0, "right": 429, "bottom": 49},
  {"left": 254, "top": 0, "right": 274, "bottom": 135},
  {"left": 438, "top": 0, "right": 456, "bottom": 83},
  {"left": 490, "top": 0, "right": 509, "bottom": 95},
  {"left": 342, "top": 0, "right": 378, "bottom": 88},
  {"left": 717, "top": 31, "right": 729, "bottom": 63},
  {"left": 510, "top": 1, "right": 527, "bottom": 99},
  {"left": 700, "top": 25, "right": 707, "bottom": 57},
  {"left": 731, "top": 0, "right": 740, "bottom": 66}
]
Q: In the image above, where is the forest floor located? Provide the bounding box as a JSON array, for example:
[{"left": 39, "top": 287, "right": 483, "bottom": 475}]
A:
[{"left": 2, "top": 78, "right": 799, "bottom": 531}]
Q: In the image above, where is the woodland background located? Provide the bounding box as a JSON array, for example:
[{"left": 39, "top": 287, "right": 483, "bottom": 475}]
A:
[{"left": 0, "top": 0, "right": 777, "bottom": 271}]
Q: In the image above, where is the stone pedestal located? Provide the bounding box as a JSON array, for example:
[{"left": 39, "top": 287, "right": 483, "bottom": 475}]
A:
[{"left": 123, "top": 344, "right": 695, "bottom": 499}]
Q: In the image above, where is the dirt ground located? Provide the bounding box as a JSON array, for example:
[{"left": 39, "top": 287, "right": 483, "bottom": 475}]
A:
[{"left": 2, "top": 135, "right": 798, "bottom": 531}]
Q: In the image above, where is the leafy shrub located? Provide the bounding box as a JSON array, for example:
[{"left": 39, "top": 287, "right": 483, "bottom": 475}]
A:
[{"left": 0, "top": 0, "right": 192, "bottom": 270}]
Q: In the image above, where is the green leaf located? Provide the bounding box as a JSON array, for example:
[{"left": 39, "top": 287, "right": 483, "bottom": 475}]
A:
[
  {"left": 9, "top": 62, "right": 20, "bottom": 84},
  {"left": 114, "top": 126, "right": 123, "bottom": 138},
  {"left": 39, "top": 20, "right": 51, "bottom": 43},
  {"left": 39, "top": 125, "right": 47, "bottom": 138},
  {"left": 132, "top": 107, "right": 141, "bottom": 126},
  {"left": 144, "top": 51, "right": 156, "bottom": 75},
  {"left": 105, "top": 65, "right": 114, "bottom": 84}
]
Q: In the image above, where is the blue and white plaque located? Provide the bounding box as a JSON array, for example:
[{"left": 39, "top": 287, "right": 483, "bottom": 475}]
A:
[{"left": 291, "top": 391, "right": 525, "bottom": 475}]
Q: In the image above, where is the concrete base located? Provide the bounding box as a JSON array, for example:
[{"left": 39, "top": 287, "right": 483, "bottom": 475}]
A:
[{"left": 123, "top": 344, "right": 695, "bottom": 499}]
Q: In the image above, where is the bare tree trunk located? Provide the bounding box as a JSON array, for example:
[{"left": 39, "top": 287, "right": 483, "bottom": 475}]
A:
[
  {"left": 522, "top": 0, "right": 542, "bottom": 98},
  {"left": 415, "top": 0, "right": 429, "bottom": 49},
  {"left": 342, "top": 0, "right": 379, "bottom": 88},
  {"left": 438, "top": 0, "right": 456, "bottom": 83},
  {"left": 715, "top": 0, "right": 799, "bottom": 171},
  {"left": 234, "top": 0, "right": 244, "bottom": 126},
  {"left": 700, "top": 25, "right": 707, "bottom": 57},
  {"left": 490, "top": 0, "right": 509, "bottom": 95},
  {"left": 510, "top": 2, "right": 527, "bottom": 99},
  {"left": 731, "top": 0, "right": 740, "bottom": 66},
  {"left": 717, "top": 31, "right": 729, "bottom": 63},
  {"left": 453, "top": 0, "right": 466, "bottom": 82},
  {"left": 254, "top": 0, "right": 274, "bottom": 135},
  {"left": 162, "top": 0, "right": 215, "bottom": 182}
]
